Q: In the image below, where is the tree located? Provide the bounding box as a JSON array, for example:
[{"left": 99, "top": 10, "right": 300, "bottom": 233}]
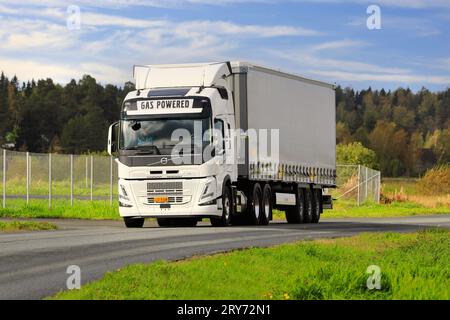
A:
[
  {"left": 336, "top": 122, "right": 353, "bottom": 144},
  {"left": 369, "top": 121, "right": 397, "bottom": 175},
  {"left": 336, "top": 142, "right": 378, "bottom": 169}
]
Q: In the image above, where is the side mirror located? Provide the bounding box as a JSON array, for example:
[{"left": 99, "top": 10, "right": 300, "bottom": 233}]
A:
[{"left": 108, "top": 122, "right": 119, "bottom": 156}]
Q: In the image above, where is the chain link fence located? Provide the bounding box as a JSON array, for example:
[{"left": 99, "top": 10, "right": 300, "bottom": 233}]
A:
[
  {"left": 335, "top": 164, "right": 381, "bottom": 205},
  {"left": 1, "top": 149, "right": 380, "bottom": 208},
  {"left": 1, "top": 149, "right": 118, "bottom": 208}
]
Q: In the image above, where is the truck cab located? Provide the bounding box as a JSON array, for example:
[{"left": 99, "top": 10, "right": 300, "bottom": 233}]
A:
[{"left": 108, "top": 63, "right": 238, "bottom": 227}]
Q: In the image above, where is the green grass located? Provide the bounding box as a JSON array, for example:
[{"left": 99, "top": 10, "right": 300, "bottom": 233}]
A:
[
  {"left": 1, "top": 176, "right": 449, "bottom": 221},
  {"left": 1, "top": 198, "right": 447, "bottom": 222},
  {"left": 0, "top": 199, "right": 120, "bottom": 220},
  {"left": 272, "top": 200, "right": 450, "bottom": 220},
  {"left": 382, "top": 178, "right": 419, "bottom": 195},
  {"left": 0, "top": 179, "right": 116, "bottom": 197},
  {"left": 0, "top": 220, "right": 58, "bottom": 232},
  {"left": 323, "top": 200, "right": 450, "bottom": 218},
  {"left": 51, "top": 229, "right": 450, "bottom": 300}
]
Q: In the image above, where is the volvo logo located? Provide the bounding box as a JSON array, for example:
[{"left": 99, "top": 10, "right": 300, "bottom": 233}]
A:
[{"left": 160, "top": 157, "right": 168, "bottom": 165}]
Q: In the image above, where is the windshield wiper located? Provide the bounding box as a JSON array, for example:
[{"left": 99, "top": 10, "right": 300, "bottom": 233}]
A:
[{"left": 123, "top": 145, "right": 161, "bottom": 155}]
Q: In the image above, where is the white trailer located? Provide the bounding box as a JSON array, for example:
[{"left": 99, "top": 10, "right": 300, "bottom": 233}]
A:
[{"left": 108, "top": 62, "right": 336, "bottom": 228}]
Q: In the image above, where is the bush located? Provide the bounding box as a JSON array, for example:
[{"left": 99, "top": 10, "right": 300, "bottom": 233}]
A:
[
  {"left": 337, "top": 142, "right": 378, "bottom": 169},
  {"left": 417, "top": 165, "right": 450, "bottom": 196}
]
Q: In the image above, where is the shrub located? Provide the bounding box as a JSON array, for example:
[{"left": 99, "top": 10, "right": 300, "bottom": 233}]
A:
[
  {"left": 417, "top": 165, "right": 450, "bottom": 196},
  {"left": 337, "top": 142, "right": 378, "bottom": 169}
]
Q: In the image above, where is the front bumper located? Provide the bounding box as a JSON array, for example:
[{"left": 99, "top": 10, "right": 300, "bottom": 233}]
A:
[{"left": 118, "top": 177, "right": 221, "bottom": 218}]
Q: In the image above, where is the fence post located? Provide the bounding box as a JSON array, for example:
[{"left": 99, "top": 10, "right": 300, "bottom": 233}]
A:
[
  {"left": 110, "top": 156, "right": 113, "bottom": 206},
  {"left": 357, "top": 165, "right": 361, "bottom": 206},
  {"left": 377, "top": 172, "right": 381, "bottom": 204},
  {"left": 49, "top": 153, "right": 52, "bottom": 209},
  {"left": 86, "top": 156, "right": 88, "bottom": 188},
  {"left": 26, "top": 151, "right": 29, "bottom": 205},
  {"left": 2, "top": 149, "right": 5, "bottom": 208},
  {"left": 70, "top": 154, "right": 74, "bottom": 206},
  {"left": 365, "top": 166, "right": 368, "bottom": 201},
  {"left": 90, "top": 155, "right": 93, "bottom": 201}
]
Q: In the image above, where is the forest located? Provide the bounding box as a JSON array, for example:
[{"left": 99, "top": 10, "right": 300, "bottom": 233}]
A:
[{"left": 0, "top": 72, "right": 449, "bottom": 177}]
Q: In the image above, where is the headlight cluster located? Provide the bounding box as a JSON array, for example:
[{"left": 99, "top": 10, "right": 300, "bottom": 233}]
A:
[{"left": 119, "top": 184, "right": 130, "bottom": 201}]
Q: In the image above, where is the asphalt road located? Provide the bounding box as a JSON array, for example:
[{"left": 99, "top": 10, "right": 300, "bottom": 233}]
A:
[{"left": 0, "top": 215, "right": 449, "bottom": 300}]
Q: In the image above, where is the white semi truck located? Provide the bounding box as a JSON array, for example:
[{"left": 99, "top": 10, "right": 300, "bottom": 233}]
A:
[{"left": 108, "top": 62, "right": 336, "bottom": 228}]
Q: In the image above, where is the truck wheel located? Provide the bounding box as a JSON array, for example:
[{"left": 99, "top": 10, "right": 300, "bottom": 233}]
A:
[
  {"left": 311, "top": 189, "right": 321, "bottom": 223},
  {"left": 247, "top": 183, "right": 262, "bottom": 225},
  {"left": 124, "top": 217, "right": 145, "bottom": 228},
  {"left": 211, "top": 185, "right": 232, "bottom": 227},
  {"left": 303, "top": 188, "right": 314, "bottom": 223},
  {"left": 285, "top": 188, "right": 305, "bottom": 224},
  {"left": 260, "top": 184, "right": 272, "bottom": 225}
]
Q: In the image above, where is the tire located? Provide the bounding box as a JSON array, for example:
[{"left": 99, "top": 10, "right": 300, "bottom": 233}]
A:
[
  {"left": 303, "top": 188, "right": 314, "bottom": 223},
  {"left": 124, "top": 217, "right": 145, "bottom": 228},
  {"left": 260, "top": 184, "right": 272, "bottom": 225},
  {"left": 211, "top": 185, "right": 233, "bottom": 227},
  {"left": 311, "top": 189, "right": 322, "bottom": 223},
  {"left": 248, "top": 183, "right": 262, "bottom": 225},
  {"left": 285, "top": 188, "right": 306, "bottom": 224}
]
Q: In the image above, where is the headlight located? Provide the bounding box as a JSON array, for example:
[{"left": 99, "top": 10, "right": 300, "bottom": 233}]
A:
[
  {"left": 200, "top": 178, "right": 216, "bottom": 202},
  {"left": 119, "top": 184, "right": 130, "bottom": 201}
]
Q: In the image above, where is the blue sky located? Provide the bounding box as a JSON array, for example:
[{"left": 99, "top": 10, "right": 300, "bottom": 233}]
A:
[{"left": 0, "top": 0, "right": 449, "bottom": 91}]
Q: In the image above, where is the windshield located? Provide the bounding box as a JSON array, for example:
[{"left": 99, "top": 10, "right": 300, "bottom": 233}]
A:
[{"left": 120, "top": 118, "right": 211, "bottom": 155}]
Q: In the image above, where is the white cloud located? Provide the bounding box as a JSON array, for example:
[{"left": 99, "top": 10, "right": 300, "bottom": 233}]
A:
[
  {"left": 0, "top": 18, "right": 81, "bottom": 51},
  {"left": 310, "top": 39, "right": 369, "bottom": 52}
]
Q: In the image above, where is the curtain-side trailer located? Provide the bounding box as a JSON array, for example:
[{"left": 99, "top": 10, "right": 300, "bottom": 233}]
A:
[{"left": 108, "top": 61, "right": 336, "bottom": 228}]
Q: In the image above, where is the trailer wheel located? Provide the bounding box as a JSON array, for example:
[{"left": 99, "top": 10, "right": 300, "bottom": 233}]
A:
[
  {"left": 303, "top": 188, "right": 314, "bottom": 223},
  {"left": 211, "top": 185, "right": 233, "bottom": 227},
  {"left": 124, "top": 217, "right": 145, "bottom": 228},
  {"left": 248, "top": 183, "right": 262, "bottom": 225},
  {"left": 285, "top": 188, "right": 305, "bottom": 224},
  {"left": 260, "top": 184, "right": 272, "bottom": 225},
  {"left": 311, "top": 189, "right": 322, "bottom": 223}
]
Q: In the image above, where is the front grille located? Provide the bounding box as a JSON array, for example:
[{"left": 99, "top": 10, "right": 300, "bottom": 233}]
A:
[{"left": 147, "top": 181, "right": 183, "bottom": 204}]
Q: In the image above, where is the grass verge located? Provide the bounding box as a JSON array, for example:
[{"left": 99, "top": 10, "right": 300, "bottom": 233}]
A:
[
  {"left": 272, "top": 200, "right": 450, "bottom": 220},
  {"left": 0, "top": 220, "right": 57, "bottom": 232},
  {"left": 0, "top": 199, "right": 120, "bottom": 220},
  {"left": 51, "top": 229, "right": 450, "bottom": 300}
]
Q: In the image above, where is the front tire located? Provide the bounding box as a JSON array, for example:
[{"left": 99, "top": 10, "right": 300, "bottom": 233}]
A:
[
  {"left": 211, "top": 185, "right": 233, "bottom": 227},
  {"left": 124, "top": 217, "right": 145, "bottom": 228}
]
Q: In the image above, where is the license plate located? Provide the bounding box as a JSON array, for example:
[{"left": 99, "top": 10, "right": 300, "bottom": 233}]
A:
[{"left": 155, "top": 197, "right": 169, "bottom": 203}]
